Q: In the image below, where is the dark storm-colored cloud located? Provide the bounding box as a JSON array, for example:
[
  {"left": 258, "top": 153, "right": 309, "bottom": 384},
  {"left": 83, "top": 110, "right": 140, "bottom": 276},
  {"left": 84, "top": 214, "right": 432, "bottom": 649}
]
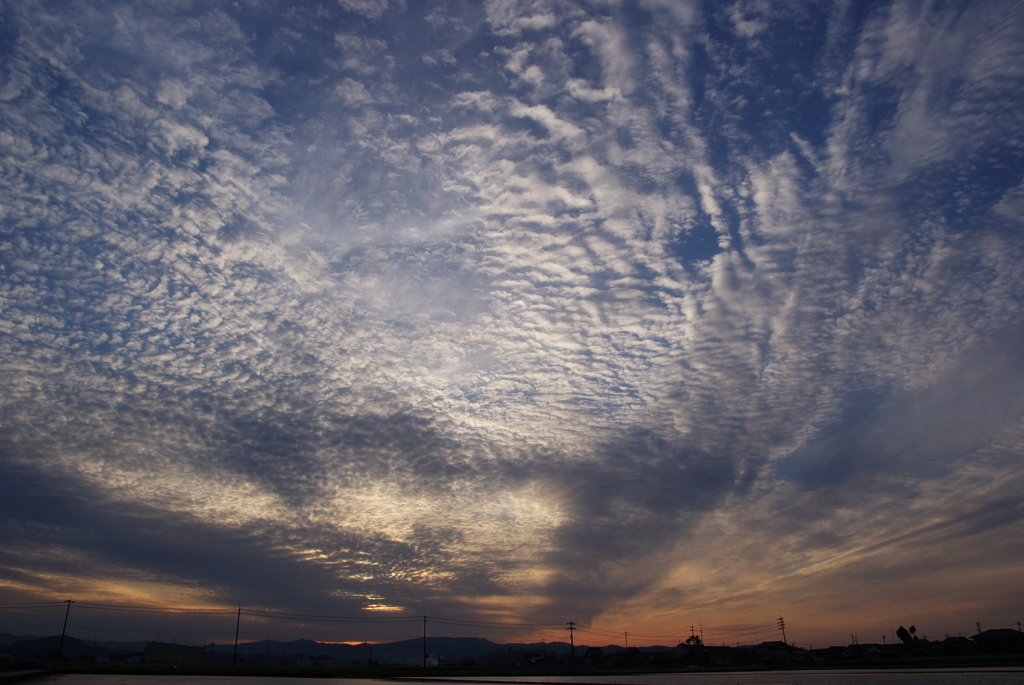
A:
[
  {"left": 0, "top": 403, "right": 505, "bottom": 613},
  {"left": 776, "top": 328, "right": 1024, "bottom": 489},
  {"left": 523, "top": 431, "right": 739, "bottom": 618}
]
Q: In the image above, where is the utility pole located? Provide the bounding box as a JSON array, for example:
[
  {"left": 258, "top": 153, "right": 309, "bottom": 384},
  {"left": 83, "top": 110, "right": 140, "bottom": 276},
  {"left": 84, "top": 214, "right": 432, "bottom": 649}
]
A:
[
  {"left": 566, "top": 621, "right": 576, "bottom": 665},
  {"left": 423, "top": 616, "right": 427, "bottom": 671},
  {"left": 777, "top": 617, "right": 787, "bottom": 645},
  {"left": 57, "top": 598, "right": 74, "bottom": 661},
  {"left": 233, "top": 607, "right": 241, "bottom": 667},
  {"left": 624, "top": 631, "right": 628, "bottom": 648}
]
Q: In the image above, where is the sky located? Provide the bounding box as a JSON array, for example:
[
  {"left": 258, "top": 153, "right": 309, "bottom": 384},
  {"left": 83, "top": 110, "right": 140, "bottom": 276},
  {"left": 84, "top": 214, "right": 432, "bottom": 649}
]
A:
[{"left": 1, "top": 0, "right": 1023, "bottom": 649}]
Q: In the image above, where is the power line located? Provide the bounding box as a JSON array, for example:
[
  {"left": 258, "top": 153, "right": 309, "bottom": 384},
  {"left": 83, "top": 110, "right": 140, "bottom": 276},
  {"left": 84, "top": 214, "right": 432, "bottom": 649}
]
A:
[
  {"left": 566, "top": 621, "right": 575, "bottom": 664},
  {"left": 74, "top": 603, "right": 236, "bottom": 615},
  {"left": 576, "top": 621, "right": 780, "bottom": 643},
  {"left": 71, "top": 624, "right": 232, "bottom": 636},
  {"left": 703, "top": 621, "right": 779, "bottom": 633},
  {"left": 57, "top": 598, "right": 74, "bottom": 661},
  {"left": 233, "top": 607, "right": 241, "bottom": 668},
  {"left": 428, "top": 617, "right": 563, "bottom": 628},
  {"left": 1, "top": 598, "right": 792, "bottom": 648},
  {"left": 573, "top": 625, "right": 623, "bottom": 638},
  {"left": 243, "top": 609, "right": 421, "bottom": 623}
]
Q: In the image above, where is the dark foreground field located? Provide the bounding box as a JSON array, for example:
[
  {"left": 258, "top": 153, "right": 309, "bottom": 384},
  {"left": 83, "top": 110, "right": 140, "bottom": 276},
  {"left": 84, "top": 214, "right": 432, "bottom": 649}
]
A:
[{"left": 4, "top": 654, "right": 1024, "bottom": 681}]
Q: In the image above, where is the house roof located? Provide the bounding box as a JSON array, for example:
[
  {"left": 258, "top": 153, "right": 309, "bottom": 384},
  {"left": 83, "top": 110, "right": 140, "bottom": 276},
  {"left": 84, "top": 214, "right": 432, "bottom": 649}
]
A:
[{"left": 972, "top": 628, "right": 1024, "bottom": 639}]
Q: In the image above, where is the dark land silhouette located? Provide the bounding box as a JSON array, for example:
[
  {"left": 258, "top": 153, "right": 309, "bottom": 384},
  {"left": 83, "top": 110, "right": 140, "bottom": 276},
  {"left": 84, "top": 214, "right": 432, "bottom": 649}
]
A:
[{"left": 2, "top": 626, "right": 1023, "bottom": 677}]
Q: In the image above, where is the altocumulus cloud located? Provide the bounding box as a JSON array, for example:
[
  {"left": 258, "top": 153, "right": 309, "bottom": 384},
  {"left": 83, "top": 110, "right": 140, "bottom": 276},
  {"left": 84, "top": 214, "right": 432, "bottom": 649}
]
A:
[{"left": 1, "top": 0, "right": 1023, "bottom": 645}]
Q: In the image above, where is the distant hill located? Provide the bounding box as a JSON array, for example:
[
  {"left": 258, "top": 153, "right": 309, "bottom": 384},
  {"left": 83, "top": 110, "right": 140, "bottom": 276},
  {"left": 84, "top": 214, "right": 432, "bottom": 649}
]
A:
[
  {"left": 2, "top": 632, "right": 669, "bottom": 665},
  {"left": 92, "top": 639, "right": 146, "bottom": 654},
  {"left": 228, "top": 636, "right": 512, "bottom": 664},
  {"left": 2, "top": 635, "right": 145, "bottom": 660},
  {"left": 208, "top": 636, "right": 581, "bottom": 665},
  {"left": 4, "top": 635, "right": 93, "bottom": 659}
]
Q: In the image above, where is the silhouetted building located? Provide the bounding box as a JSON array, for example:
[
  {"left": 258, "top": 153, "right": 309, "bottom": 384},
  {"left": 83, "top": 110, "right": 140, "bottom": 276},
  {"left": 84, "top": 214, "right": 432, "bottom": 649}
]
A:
[
  {"left": 521, "top": 650, "right": 559, "bottom": 665},
  {"left": 941, "top": 635, "right": 973, "bottom": 656},
  {"left": 607, "top": 646, "right": 645, "bottom": 667},
  {"left": 143, "top": 641, "right": 202, "bottom": 665},
  {"left": 755, "top": 640, "right": 795, "bottom": 663},
  {"left": 971, "top": 629, "right": 1024, "bottom": 655},
  {"left": 704, "top": 645, "right": 736, "bottom": 666},
  {"left": 581, "top": 646, "right": 605, "bottom": 666}
]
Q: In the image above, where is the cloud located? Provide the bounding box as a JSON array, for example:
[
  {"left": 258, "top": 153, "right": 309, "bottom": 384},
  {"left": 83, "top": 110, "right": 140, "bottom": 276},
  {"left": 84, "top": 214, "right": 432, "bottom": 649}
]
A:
[
  {"left": 485, "top": 0, "right": 563, "bottom": 36},
  {"left": 1, "top": 0, "right": 1023, "bottom": 645},
  {"left": 337, "top": 0, "right": 398, "bottom": 20}
]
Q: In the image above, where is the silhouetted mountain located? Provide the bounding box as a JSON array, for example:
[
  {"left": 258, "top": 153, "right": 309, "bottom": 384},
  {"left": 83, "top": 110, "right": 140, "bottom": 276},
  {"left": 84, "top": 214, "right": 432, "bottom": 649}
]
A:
[
  {"left": 4, "top": 632, "right": 531, "bottom": 664},
  {"left": 201, "top": 636, "right": 593, "bottom": 665},
  {"left": 0, "top": 632, "right": 671, "bottom": 665},
  {"left": 226, "top": 636, "right": 509, "bottom": 664},
  {"left": 5, "top": 635, "right": 96, "bottom": 659},
  {"left": 92, "top": 639, "right": 146, "bottom": 654}
]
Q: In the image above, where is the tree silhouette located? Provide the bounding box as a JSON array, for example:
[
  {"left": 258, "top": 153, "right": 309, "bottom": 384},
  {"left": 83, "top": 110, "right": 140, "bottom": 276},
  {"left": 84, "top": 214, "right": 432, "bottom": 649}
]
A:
[
  {"left": 682, "top": 635, "right": 705, "bottom": 667},
  {"left": 896, "top": 625, "right": 919, "bottom": 644}
]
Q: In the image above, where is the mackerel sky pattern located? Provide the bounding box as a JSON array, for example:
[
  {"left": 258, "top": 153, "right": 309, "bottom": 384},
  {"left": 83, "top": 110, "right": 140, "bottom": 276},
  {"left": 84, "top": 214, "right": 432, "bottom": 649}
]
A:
[{"left": 1, "top": 0, "right": 1023, "bottom": 646}]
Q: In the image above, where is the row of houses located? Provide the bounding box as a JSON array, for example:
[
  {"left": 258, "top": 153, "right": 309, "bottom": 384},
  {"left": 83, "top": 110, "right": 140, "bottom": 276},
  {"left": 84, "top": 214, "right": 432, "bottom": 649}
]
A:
[
  {"left": 563, "top": 629, "right": 1024, "bottom": 669},
  {"left": 141, "top": 641, "right": 340, "bottom": 666},
  {"left": 444, "top": 629, "right": 1024, "bottom": 670},
  {"left": 7, "top": 629, "right": 1022, "bottom": 668}
]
